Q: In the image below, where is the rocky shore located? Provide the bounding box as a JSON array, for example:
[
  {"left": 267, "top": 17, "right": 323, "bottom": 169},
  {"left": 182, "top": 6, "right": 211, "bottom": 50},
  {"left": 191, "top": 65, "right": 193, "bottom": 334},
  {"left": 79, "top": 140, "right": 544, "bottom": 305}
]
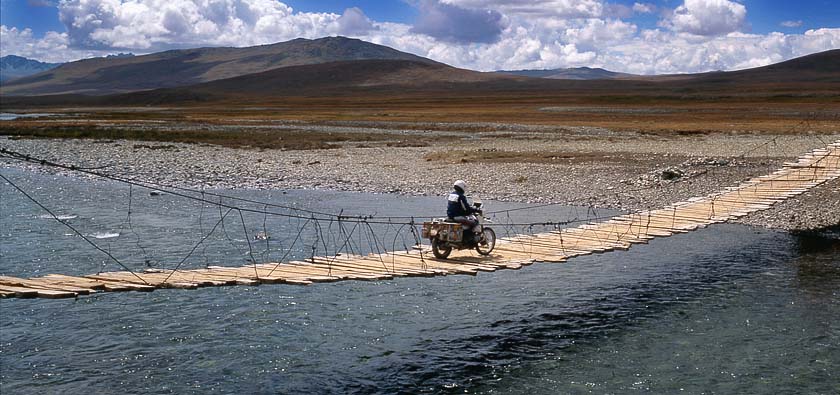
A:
[{"left": 2, "top": 124, "right": 838, "bottom": 232}]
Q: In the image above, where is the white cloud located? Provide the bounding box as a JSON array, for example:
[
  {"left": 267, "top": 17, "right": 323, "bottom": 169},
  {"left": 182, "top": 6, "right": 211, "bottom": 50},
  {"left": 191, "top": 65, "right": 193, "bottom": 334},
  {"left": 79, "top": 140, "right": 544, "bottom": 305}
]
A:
[
  {"left": 56, "top": 0, "right": 341, "bottom": 50},
  {"left": 780, "top": 20, "right": 803, "bottom": 28},
  {"left": 411, "top": 0, "right": 507, "bottom": 43},
  {"left": 604, "top": 3, "right": 633, "bottom": 19},
  {"left": 662, "top": 0, "right": 747, "bottom": 36},
  {"left": 1, "top": 0, "right": 839, "bottom": 77},
  {"left": 563, "top": 19, "right": 637, "bottom": 51},
  {"left": 0, "top": 25, "right": 110, "bottom": 63},
  {"left": 335, "top": 7, "right": 375, "bottom": 36},
  {"left": 632, "top": 2, "right": 655, "bottom": 14},
  {"left": 603, "top": 28, "right": 840, "bottom": 74},
  {"left": 442, "top": 0, "right": 604, "bottom": 18}
]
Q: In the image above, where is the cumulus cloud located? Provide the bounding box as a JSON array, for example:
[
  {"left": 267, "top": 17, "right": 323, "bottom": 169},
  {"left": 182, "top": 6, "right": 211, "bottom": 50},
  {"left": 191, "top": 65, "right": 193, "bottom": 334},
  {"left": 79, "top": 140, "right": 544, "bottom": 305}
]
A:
[
  {"left": 56, "top": 0, "right": 339, "bottom": 50},
  {"left": 443, "top": 0, "right": 603, "bottom": 18},
  {"left": 410, "top": 0, "right": 506, "bottom": 43},
  {"left": 563, "top": 19, "right": 637, "bottom": 51},
  {"left": 662, "top": 0, "right": 747, "bottom": 36},
  {"left": 604, "top": 28, "right": 840, "bottom": 74},
  {"left": 2, "top": 0, "right": 839, "bottom": 77},
  {"left": 0, "top": 25, "right": 110, "bottom": 63},
  {"left": 780, "top": 20, "right": 803, "bottom": 28},
  {"left": 604, "top": 3, "right": 633, "bottom": 19},
  {"left": 632, "top": 2, "right": 656, "bottom": 14},
  {"left": 335, "top": 7, "right": 375, "bottom": 36}
]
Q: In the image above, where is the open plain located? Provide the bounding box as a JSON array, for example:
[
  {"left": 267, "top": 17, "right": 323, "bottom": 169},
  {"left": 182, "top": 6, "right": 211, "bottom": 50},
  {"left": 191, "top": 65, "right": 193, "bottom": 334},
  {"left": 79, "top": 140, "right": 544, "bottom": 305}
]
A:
[{"left": 3, "top": 98, "right": 838, "bottom": 232}]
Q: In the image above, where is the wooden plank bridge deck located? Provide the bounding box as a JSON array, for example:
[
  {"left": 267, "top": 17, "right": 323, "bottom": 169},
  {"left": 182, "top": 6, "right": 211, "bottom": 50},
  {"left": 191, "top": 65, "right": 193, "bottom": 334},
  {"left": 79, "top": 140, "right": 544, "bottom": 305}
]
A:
[{"left": 2, "top": 141, "right": 839, "bottom": 299}]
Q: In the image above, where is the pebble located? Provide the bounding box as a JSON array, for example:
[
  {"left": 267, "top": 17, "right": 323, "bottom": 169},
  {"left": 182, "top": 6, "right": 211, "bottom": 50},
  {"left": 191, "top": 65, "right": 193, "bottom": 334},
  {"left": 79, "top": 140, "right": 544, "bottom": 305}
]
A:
[{"left": 2, "top": 129, "right": 838, "bottom": 232}]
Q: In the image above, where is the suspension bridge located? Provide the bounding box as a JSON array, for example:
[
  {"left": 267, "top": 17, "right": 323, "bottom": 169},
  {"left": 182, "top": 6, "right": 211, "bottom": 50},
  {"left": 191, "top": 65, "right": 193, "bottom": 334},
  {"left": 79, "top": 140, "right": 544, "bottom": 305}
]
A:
[{"left": 1, "top": 140, "right": 838, "bottom": 299}]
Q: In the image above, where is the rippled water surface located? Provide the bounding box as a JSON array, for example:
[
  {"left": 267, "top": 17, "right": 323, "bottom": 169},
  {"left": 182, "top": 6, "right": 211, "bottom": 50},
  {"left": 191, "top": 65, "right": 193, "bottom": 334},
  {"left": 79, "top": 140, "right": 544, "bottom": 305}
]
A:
[{"left": 1, "top": 169, "right": 838, "bottom": 394}]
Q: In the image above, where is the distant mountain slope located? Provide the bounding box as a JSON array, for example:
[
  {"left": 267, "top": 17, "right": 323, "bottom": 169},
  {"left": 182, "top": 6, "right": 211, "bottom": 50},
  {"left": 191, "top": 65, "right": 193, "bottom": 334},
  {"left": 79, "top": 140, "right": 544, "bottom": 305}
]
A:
[
  {"left": 498, "top": 66, "right": 634, "bottom": 80},
  {"left": 691, "top": 48, "right": 840, "bottom": 84},
  {"left": 0, "top": 56, "right": 62, "bottom": 83},
  {"left": 610, "top": 49, "right": 840, "bottom": 83},
  {"left": 108, "top": 59, "right": 522, "bottom": 104},
  {"left": 498, "top": 50, "right": 840, "bottom": 83},
  {"left": 155, "top": 48, "right": 840, "bottom": 96},
  {"left": 0, "top": 36, "right": 438, "bottom": 96},
  {"left": 2, "top": 48, "right": 838, "bottom": 107}
]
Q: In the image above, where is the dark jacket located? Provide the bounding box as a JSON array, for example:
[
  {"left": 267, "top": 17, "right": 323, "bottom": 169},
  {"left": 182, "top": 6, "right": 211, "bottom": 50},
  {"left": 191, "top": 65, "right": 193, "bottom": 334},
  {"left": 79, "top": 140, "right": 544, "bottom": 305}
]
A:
[{"left": 447, "top": 190, "right": 476, "bottom": 218}]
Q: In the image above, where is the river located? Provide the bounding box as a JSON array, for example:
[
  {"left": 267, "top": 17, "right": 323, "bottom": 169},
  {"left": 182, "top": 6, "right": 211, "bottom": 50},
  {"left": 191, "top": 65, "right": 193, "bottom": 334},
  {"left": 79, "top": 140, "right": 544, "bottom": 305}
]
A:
[{"left": 1, "top": 168, "right": 837, "bottom": 394}]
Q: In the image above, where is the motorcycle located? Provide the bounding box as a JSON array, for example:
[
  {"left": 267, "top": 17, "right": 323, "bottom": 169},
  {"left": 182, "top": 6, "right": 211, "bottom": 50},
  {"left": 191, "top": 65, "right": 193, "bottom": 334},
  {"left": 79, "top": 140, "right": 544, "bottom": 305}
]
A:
[{"left": 422, "top": 202, "right": 496, "bottom": 259}]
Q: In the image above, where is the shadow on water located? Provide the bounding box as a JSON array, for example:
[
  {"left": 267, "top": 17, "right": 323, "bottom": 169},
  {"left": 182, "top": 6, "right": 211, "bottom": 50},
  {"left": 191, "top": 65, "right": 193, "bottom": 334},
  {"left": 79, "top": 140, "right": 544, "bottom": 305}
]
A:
[
  {"left": 365, "top": 232, "right": 799, "bottom": 394},
  {"left": 791, "top": 230, "right": 840, "bottom": 299}
]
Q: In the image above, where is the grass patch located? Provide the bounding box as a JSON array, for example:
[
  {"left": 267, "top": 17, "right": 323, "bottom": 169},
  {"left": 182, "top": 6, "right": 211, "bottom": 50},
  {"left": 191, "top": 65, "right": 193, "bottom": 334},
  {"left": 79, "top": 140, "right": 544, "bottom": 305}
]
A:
[
  {"left": 424, "top": 149, "right": 635, "bottom": 164},
  {"left": 0, "top": 124, "right": 429, "bottom": 151}
]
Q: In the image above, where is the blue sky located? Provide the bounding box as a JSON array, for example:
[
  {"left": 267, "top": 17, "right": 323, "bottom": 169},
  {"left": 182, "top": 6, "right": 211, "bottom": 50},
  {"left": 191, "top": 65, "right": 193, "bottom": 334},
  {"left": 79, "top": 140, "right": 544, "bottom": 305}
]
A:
[
  {"left": 1, "top": 0, "right": 838, "bottom": 73},
  {"left": 3, "top": 0, "right": 836, "bottom": 36},
  {"left": 283, "top": 1, "right": 418, "bottom": 24}
]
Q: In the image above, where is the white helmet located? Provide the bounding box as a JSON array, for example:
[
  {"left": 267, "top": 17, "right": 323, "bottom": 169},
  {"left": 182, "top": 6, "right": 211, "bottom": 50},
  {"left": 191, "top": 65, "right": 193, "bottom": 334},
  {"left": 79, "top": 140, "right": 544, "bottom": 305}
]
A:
[{"left": 453, "top": 180, "right": 467, "bottom": 192}]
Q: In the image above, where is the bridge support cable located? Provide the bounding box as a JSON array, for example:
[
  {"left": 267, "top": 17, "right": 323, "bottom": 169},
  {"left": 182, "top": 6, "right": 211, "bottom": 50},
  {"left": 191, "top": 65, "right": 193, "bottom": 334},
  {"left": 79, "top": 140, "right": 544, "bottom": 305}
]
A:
[{"left": 0, "top": 172, "right": 149, "bottom": 285}]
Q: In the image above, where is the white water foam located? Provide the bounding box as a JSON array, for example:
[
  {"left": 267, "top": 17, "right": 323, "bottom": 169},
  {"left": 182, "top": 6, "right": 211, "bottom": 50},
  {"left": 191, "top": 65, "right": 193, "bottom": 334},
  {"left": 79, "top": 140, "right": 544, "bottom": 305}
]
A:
[
  {"left": 38, "top": 214, "right": 79, "bottom": 220},
  {"left": 89, "top": 232, "right": 120, "bottom": 239}
]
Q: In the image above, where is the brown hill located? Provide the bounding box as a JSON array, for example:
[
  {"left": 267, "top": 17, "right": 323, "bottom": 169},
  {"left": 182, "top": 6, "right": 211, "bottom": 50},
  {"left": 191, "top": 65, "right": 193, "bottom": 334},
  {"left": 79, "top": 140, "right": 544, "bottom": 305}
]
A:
[
  {"left": 691, "top": 49, "right": 840, "bottom": 84},
  {"left": 183, "top": 59, "right": 520, "bottom": 96},
  {"left": 0, "top": 36, "right": 437, "bottom": 96},
  {"left": 2, "top": 47, "right": 838, "bottom": 107},
  {"left": 497, "top": 66, "right": 635, "bottom": 80},
  {"left": 126, "top": 49, "right": 840, "bottom": 102},
  {"left": 618, "top": 49, "right": 840, "bottom": 84},
  {"left": 0, "top": 59, "right": 525, "bottom": 106}
]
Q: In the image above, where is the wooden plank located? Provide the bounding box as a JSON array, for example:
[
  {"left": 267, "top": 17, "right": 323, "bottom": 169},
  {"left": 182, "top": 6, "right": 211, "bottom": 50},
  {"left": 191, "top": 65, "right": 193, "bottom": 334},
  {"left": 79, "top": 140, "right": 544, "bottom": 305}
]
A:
[
  {"left": 387, "top": 251, "right": 497, "bottom": 272},
  {"left": 43, "top": 274, "right": 133, "bottom": 292},
  {"left": 313, "top": 256, "right": 426, "bottom": 275},
  {"left": 299, "top": 262, "right": 397, "bottom": 280},
  {"left": 447, "top": 255, "right": 524, "bottom": 269},
  {"left": 82, "top": 275, "right": 156, "bottom": 292},
  {"left": 187, "top": 270, "right": 261, "bottom": 285},
  {"left": 0, "top": 276, "right": 95, "bottom": 295},
  {"left": 0, "top": 285, "right": 39, "bottom": 298},
  {"left": 307, "top": 257, "right": 410, "bottom": 277},
  {"left": 284, "top": 262, "right": 393, "bottom": 281},
  {"left": 337, "top": 255, "right": 445, "bottom": 276},
  {"left": 250, "top": 264, "right": 347, "bottom": 282},
  {"left": 87, "top": 272, "right": 162, "bottom": 285},
  {"left": 493, "top": 244, "right": 580, "bottom": 259},
  {"left": 144, "top": 271, "right": 229, "bottom": 287},
  {"left": 540, "top": 232, "right": 632, "bottom": 249},
  {"left": 208, "top": 264, "right": 318, "bottom": 285},
  {"left": 110, "top": 272, "right": 202, "bottom": 289},
  {"left": 0, "top": 285, "right": 76, "bottom": 299}
]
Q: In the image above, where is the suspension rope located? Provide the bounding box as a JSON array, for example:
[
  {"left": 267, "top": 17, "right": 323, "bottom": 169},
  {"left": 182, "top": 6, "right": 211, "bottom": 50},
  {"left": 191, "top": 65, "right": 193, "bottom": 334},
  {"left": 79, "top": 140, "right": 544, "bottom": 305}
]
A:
[{"left": 0, "top": 172, "right": 149, "bottom": 284}]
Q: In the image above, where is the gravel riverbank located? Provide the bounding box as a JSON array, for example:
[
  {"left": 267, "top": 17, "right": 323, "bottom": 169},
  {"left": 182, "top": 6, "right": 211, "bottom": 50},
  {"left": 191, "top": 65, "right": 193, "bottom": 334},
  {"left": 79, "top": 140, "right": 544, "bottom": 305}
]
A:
[{"left": 1, "top": 125, "right": 838, "bottom": 232}]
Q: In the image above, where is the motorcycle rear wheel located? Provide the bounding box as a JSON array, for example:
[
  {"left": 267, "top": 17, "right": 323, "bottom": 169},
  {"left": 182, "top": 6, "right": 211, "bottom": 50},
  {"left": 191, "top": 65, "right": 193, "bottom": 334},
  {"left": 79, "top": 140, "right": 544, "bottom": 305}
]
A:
[
  {"left": 475, "top": 227, "right": 496, "bottom": 255},
  {"left": 432, "top": 238, "right": 452, "bottom": 259}
]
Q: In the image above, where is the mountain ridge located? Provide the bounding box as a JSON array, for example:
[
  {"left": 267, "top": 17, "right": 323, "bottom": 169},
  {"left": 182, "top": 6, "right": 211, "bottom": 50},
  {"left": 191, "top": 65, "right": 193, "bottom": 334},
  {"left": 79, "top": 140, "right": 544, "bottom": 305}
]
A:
[
  {"left": 497, "top": 66, "right": 634, "bottom": 80},
  {"left": 1, "top": 41, "right": 838, "bottom": 105},
  {"left": 0, "top": 55, "right": 62, "bottom": 83},
  {"left": 0, "top": 36, "right": 438, "bottom": 96}
]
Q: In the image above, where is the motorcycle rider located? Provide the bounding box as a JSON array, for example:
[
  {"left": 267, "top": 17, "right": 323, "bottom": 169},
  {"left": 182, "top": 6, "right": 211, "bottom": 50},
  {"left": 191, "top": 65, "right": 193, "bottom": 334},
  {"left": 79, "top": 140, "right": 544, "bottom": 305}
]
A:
[{"left": 447, "top": 180, "right": 482, "bottom": 245}]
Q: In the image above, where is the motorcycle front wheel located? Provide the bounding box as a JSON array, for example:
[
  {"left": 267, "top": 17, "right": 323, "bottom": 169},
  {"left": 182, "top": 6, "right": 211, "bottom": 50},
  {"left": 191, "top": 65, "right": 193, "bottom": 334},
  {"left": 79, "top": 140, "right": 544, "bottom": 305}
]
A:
[
  {"left": 476, "top": 227, "right": 496, "bottom": 255},
  {"left": 432, "top": 238, "right": 452, "bottom": 259}
]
